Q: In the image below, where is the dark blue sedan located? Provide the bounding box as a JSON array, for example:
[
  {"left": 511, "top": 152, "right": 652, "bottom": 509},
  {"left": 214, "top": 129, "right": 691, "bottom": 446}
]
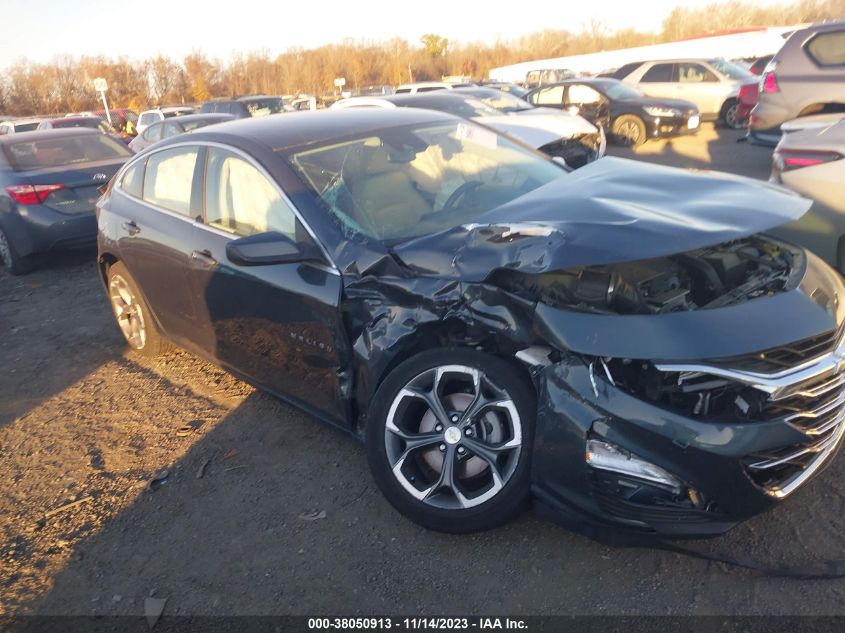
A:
[
  {"left": 0, "top": 128, "right": 131, "bottom": 274},
  {"left": 95, "top": 109, "right": 844, "bottom": 538}
]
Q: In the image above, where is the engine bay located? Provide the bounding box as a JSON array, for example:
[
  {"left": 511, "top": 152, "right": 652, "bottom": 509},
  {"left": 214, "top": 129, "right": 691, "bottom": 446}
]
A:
[{"left": 490, "top": 236, "right": 801, "bottom": 315}]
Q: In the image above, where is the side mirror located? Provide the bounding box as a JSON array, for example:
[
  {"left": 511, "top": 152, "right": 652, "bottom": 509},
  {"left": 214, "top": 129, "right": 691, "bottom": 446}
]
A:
[{"left": 226, "top": 231, "right": 322, "bottom": 266}]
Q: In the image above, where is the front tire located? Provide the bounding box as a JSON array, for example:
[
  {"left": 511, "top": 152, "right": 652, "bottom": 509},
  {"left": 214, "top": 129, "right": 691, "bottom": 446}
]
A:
[
  {"left": 107, "top": 262, "right": 169, "bottom": 357},
  {"left": 612, "top": 114, "right": 647, "bottom": 146},
  {"left": 366, "top": 348, "right": 535, "bottom": 533},
  {"left": 0, "top": 225, "right": 34, "bottom": 275}
]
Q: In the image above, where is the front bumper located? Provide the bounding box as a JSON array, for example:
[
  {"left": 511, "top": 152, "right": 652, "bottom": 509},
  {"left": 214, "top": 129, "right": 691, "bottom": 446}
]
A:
[
  {"left": 529, "top": 325, "right": 845, "bottom": 537},
  {"left": 645, "top": 112, "right": 700, "bottom": 139}
]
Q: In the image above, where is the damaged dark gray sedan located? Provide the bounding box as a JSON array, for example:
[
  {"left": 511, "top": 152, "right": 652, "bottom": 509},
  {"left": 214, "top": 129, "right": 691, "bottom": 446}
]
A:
[{"left": 96, "top": 108, "right": 845, "bottom": 537}]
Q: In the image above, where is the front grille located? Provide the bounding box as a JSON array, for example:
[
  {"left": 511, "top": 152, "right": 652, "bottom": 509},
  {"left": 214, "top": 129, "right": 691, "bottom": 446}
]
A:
[
  {"left": 705, "top": 324, "right": 842, "bottom": 373},
  {"left": 744, "top": 367, "right": 845, "bottom": 494},
  {"left": 656, "top": 328, "right": 845, "bottom": 498}
]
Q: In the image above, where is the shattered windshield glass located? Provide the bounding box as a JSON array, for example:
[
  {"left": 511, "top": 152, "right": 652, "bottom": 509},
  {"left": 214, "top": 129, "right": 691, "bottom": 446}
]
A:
[{"left": 286, "top": 120, "right": 565, "bottom": 242}]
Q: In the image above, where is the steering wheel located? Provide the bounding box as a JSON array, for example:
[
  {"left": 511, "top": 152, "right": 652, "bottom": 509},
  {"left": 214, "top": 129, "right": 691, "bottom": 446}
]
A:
[{"left": 441, "top": 180, "right": 483, "bottom": 213}]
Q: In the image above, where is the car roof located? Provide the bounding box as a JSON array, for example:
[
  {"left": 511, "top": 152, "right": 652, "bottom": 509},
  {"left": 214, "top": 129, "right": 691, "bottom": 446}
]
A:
[
  {"left": 182, "top": 108, "right": 455, "bottom": 152},
  {"left": 160, "top": 113, "right": 234, "bottom": 124},
  {"left": 4, "top": 118, "right": 44, "bottom": 125},
  {"left": 452, "top": 86, "right": 515, "bottom": 97},
  {"left": 48, "top": 115, "right": 100, "bottom": 123},
  {"left": 0, "top": 127, "right": 100, "bottom": 144}
]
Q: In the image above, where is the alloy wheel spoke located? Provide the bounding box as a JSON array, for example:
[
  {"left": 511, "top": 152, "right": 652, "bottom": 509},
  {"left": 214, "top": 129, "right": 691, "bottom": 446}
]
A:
[
  {"left": 424, "top": 445, "right": 463, "bottom": 506},
  {"left": 406, "top": 387, "right": 451, "bottom": 427},
  {"left": 459, "top": 396, "right": 512, "bottom": 429},
  {"left": 461, "top": 436, "right": 519, "bottom": 479}
]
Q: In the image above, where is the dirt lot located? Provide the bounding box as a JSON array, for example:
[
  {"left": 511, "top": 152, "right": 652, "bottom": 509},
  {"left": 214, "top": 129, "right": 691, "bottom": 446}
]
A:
[{"left": 1, "top": 124, "right": 844, "bottom": 619}]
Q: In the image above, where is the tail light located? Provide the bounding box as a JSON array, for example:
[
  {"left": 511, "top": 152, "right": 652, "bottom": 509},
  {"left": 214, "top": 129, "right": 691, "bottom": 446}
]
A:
[
  {"left": 761, "top": 72, "right": 779, "bottom": 93},
  {"left": 773, "top": 149, "right": 842, "bottom": 173},
  {"left": 5, "top": 184, "right": 65, "bottom": 205}
]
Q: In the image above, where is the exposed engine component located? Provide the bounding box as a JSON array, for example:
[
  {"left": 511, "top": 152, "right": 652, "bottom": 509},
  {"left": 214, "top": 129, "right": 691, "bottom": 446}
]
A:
[
  {"left": 489, "top": 236, "right": 800, "bottom": 315},
  {"left": 603, "top": 359, "right": 771, "bottom": 419}
]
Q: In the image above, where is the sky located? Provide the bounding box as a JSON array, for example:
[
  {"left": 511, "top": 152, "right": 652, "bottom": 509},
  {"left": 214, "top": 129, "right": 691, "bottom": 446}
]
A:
[{"left": 0, "top": 0, "right": 785, "bottom": 69}]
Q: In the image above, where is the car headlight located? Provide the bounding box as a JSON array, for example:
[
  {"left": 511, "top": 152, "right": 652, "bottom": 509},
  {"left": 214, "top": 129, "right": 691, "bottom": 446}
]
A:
[
  {"left": 586, "top": 439, "right": 682, "bottom": 491},
  {"left": 643, "top": 106, "right": 680, "bottom": 117}
]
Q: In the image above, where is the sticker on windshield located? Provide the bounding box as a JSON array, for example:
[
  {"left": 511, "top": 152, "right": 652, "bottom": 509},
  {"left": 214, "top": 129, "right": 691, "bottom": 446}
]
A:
[{"left": 456, "top": 122, "right": 497, "bottom": 149}]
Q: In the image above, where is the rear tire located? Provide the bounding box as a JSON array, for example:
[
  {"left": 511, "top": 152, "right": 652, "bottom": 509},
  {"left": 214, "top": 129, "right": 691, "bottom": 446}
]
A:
[
  {"left": 107, "top": 261, "right": 169, "bottom": 357},
  {"left": 612, "top": 115, "right": 647, "bottom": 147},
  {"left": 0, "top": 225, "right": 34, "bottom": 275},
  {"left": 721, "top": 99, "right": 743, "bottom": 129},
  {"left": 366, "top": 348, "right": 535, "bottom": 533}
]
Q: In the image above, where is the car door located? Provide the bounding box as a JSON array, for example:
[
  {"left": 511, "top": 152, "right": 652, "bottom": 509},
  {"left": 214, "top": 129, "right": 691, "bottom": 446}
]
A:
[
  {"left": 635, "top": 62, "right": 677, "bottom": 100},
  {"left": 564, "top": 83, "right": 610, "bottom": 128},
  {"left": 187, "top": 146, "right": 347, "bottom": 422},
  {"left": 114, "top": 146, "right": 203, "bottom": 346},
  {"left": 673, "top": 62, "right": 723, "bottom": 115}
]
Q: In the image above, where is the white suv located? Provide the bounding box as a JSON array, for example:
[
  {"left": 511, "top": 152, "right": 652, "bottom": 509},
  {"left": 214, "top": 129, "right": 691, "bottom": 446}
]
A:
[
  {"left": 136, "top": 106, "right": 196, "bottom": 133},
  {"left": 394, "top": 81, "right": 475, "bottom": 95},
  {"left": 614, "top": 58, "right": 757, "bottom": 128}
]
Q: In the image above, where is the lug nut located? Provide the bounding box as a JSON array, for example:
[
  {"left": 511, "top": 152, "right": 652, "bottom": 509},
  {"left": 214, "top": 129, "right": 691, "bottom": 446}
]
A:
[
  {"left": 439, "top": 443, "right": 446, "bottom": 452},
  {"left": 457, "top": 446, "right": 466, "bottom": 455},
  {"left": 464, "top": 428, "right": 473, "bottom": 436},
  {"left": 450, "top": 415, "right": 459, "bottom": 423},
  {"left": 435, "top": 424, "right": 443, "bottom": 432}
]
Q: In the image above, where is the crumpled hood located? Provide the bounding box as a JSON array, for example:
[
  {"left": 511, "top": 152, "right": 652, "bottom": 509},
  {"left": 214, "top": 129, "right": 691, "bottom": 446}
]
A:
[
  {"left": 393, "top": 157, "right": 811, "bottom": 280},
  {"left": 470, "top": 113, "right": 597, "bottom": 148}
]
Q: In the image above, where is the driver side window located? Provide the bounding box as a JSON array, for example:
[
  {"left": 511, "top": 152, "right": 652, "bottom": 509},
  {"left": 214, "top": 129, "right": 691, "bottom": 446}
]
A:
[{"left": 204, "top": 148, "right": 297, "bottom": 239}]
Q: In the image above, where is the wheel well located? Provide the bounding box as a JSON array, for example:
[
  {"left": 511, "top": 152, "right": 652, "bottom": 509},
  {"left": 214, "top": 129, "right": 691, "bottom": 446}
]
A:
[
  {"left": 359, "top": 326, "right": 538, "bottom": 434},
  {"left": 98, "top": 252, "right": 118, "bottom": 286},
  {"left": 720, "top": 97, "right": 737, "bottom": 115}
]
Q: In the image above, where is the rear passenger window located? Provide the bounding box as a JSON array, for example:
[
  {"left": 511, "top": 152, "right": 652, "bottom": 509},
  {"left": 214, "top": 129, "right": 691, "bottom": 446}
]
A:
[
  {"left": 143, "top": 147, "right": 199, "bottom": 216},
  {"left": 678, "top": 63, "right": 718, "bottom": 83},
  {"left": 120, "top": 160, "right": 144, "bottom": 198},
  {"left": 806, "top": 31, "right": 845, "bottom": 67},
  {"left": 641, "top": 64, "right": 674, "bottom": 82},
  {"left": 204, "top": 148, "right": 296, "bottom": 239}
]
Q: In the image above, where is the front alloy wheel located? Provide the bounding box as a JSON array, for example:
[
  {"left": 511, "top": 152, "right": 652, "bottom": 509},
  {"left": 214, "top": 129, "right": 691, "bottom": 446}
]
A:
[{"left": 367, "top": 349, "right": 534, "bottom": 532}]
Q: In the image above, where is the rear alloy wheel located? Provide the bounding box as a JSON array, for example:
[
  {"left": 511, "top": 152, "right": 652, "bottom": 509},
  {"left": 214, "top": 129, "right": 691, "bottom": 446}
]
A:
[
  {"left": 721, "top": 99, "right": 743, "bottom": 129},
  {"left": 107, "top": 262, "right": 168, "bottom": 357},
  {"left": 612, "top": 115, "right": 647, "bottom": 147},
  {"left": 367, "top": 349, "right": 535, "bottom": 533},
  {"left": 0, "top": 226, "right": 34, "bottom": 275}
]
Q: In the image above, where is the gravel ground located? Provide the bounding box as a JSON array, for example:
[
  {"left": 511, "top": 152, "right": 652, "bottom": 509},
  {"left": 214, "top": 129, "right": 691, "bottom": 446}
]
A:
[{"left": 1, "top": 124, "right": 844, "bottom": 619}]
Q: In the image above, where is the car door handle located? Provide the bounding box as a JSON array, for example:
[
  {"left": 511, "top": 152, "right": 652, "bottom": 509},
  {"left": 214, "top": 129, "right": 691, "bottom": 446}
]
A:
[
  {"left": 121, "top": 220, "right": 140, "bottom": 236},
  {"left": 191, "top": 249, "right": 218, "bottom": 267}
]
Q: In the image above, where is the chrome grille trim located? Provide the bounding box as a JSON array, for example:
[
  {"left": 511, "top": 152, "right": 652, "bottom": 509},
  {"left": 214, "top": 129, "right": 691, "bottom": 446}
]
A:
[
  {"left": 755, "top": 419, "right": 845, "bottom": 499},
  {"left": 655, "top": 331, "right": 845, "bottom": 401},
  {"left": 656, "top": 327, "right": 845, "bottom": 498}
]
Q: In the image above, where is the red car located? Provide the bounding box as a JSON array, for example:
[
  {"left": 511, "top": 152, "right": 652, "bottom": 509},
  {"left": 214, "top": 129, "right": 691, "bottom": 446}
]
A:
[{"left": 736, "top": 82, "right": 758, "bottom": 126}]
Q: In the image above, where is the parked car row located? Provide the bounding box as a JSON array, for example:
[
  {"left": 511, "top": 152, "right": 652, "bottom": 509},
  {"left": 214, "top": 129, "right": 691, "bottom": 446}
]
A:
[{"left": 332, "top": 88, "right": 606, "bottom": 167}]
